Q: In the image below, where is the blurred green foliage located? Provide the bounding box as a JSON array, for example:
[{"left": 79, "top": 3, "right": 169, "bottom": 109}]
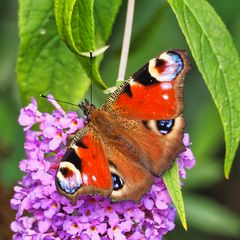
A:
[
  {"left": 0, "top": 0, "right": 24, "bottom": 186},
  {"left": 0, "top": 0, "right": 239, "bottom": 239}
]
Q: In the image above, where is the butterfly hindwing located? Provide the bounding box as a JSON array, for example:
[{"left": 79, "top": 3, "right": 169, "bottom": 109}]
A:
[
  {"left": 105, "top": 143, "right": 154, "bottom": 202},
  {"left": 87, "top": 112, "right": 184, "bottom": 202},
  {"left": 94, "top": 111, "right": 184, "bottom": 175}
]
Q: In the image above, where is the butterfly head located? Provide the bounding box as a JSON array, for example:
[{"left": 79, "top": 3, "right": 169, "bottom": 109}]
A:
[{"left": 79, "top": 99, "right": 96, "bottom": 122}]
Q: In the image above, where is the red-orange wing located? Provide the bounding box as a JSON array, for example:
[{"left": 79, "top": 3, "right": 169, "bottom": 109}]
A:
[
  {"left": 102, "top": 50, "right": 190, "bottom": 120},
  {"left": 56, "top": 127, "right": 112, "bottom": 204}
]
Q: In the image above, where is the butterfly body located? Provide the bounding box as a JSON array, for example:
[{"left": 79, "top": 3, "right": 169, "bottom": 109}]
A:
[{"left": 56, "top": 50, "right": 191, "bottom": 204}]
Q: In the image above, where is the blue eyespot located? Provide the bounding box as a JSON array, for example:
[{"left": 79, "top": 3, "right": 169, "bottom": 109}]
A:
[
  {"left": 56, "top": 162, "right": 82, "bottom": 194},
  {"left": 57, "top": 176, "right": 82, "bottom": 194},
  {"left": 157, "top": 119, "right": 175, "bottom": 135},
  {"left": 112, "top": 173, "right": 124, "bottom": 191},
  {"left": 167, "top": 51, "right": 184, "bottom": 77}
]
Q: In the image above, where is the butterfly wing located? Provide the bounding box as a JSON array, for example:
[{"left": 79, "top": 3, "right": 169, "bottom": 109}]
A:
[
  {"left": 104, "top": 142, "right": 154, "bottom": 202},
  {"left": 56, "top": 126, "right": 112, "bottom": 204},
  {"left": 56, "top": 124, "right": 154, "bottom": 203},
  {"left": 92, "top": 113, "right": 184, "bottom": 202},
  {"left": 96, "top": 111, "right": 184, "bottom": 176},
  {"left": 94, "top": 50, "right": 190, "bottom": 201},
  {"left": 102, "top": 50, "right": 190, "bottom": 120}
]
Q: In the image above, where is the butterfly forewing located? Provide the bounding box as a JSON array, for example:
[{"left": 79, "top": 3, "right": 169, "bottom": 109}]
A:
[
  {"left": 102, "top": 50, "right": 190, "bottom": 120},
  {"left": 56, "top": 127, "right": 112, "bottom": 204}
]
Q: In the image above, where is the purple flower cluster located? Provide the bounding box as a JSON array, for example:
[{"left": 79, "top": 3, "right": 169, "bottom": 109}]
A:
[{"left": 11, "top": 96, "right": 195, "bottom": 239}]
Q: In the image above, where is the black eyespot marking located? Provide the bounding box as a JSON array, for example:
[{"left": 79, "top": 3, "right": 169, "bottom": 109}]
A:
[
  {"left": 155, "top": 58, "right": 166, "bottom": 68},
  {"left": 62, "top": 148, "right": 82, "bottom": 171},
  {"left": 132, "top": 63, "right": 158, "bottom": 86},
  {"left": 157, "top": 119, "right": 175, "bottom": 135},
  {"left": 60, "top": 167, "right": 72, "bottom": 178},
  {"left": 142, "top": 120, "right": 150, "bottom": 130},
  {"left": 75, "top": 140, "right": 88, "bottom": 149},
  {"left": 123, "top": 84, "right": 133, "bottom": 97},
  {"left": 109, "top": 161, "right": 117, "bottom": 170},
  {"left": 112, "top": 173, "right": 124, "bottom": 191}
]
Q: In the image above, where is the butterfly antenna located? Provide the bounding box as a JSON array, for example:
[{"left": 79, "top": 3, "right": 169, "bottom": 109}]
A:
[
  {"left": 90, "top": 50, "right": 93, "bottom": 105},
  {"left": 40, "top": 94, "right": 80, "bottom": 107}
]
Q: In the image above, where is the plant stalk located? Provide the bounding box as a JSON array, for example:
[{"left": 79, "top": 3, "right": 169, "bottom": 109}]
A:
[{"left": 117, "top": 0, "right": 135, "bottom": 81}]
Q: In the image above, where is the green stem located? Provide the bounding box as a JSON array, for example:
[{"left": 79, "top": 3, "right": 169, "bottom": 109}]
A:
[{"left": 117, "top": 0, "right": 135, "bottom": 81}]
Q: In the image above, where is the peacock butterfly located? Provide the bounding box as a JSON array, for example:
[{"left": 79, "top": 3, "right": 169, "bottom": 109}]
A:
[{"left": 56, "top": 49, "right": 191, "bottom": 204}]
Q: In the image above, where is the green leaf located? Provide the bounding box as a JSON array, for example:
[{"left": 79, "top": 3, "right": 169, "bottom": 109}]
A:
[
  {"left": 54, "top": 0, "right": 122, "bottom": 89},
  {"left": 94, "top": 0, "right": 122, "bottom": 44},
  {"left": 185, "top": 194, "right": 240, "bottom": 237},
  {"left": 54, "top": 0, "right": 105, "bottom": 89},
  {"left": 163, "top": 161, "right": 187, "bottom": 230},
  {"left": 17, "top": 0, "right": 89, "bottom": 110},
  {"left": 93, "top": 0, "right": 122, "bottom": 68},
  {"left": 54, "top": 0, "right": 95, "bottom": 54},
  {"left": 167, "top": 0, "right": 240, "bottom": 177}
]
